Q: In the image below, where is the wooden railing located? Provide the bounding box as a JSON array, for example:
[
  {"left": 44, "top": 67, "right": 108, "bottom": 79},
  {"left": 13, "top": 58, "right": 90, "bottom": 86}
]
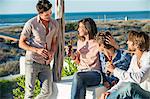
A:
[{"left": 0, "top": 34, "right": 18, "bottom": 42}]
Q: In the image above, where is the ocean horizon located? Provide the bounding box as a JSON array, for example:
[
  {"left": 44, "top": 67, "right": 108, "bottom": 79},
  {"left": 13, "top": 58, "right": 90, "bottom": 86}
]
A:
[{"left": 0, "top": 11, "right": 149, "bottom": 28}]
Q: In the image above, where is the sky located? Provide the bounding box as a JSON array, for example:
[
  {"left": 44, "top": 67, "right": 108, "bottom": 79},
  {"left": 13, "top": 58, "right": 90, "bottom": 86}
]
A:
[{"left": 0, "top": 0, "right": 149, "bottom": 14}]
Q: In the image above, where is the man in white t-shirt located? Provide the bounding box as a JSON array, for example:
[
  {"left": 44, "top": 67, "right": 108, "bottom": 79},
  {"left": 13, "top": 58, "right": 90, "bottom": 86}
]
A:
[{"left": 101, "top": 30, "right": 150, "bottom": 99}]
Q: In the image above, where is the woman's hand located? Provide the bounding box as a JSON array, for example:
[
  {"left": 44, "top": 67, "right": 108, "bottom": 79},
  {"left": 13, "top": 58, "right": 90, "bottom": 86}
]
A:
[
  {"left": 66, "top": 45, "right": 73, "bottom": 57},
  {"left": 66, "top": 46, "right": 76, "bottom": 60}
]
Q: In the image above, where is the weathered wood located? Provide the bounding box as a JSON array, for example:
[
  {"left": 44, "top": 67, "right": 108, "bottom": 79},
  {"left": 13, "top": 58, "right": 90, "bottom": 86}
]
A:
[
  {"left": 53, "top": 0, "right": 65, "bottom": 82},
  {"left": 0, "top": 35, "right": 18, "bottom": 42}
]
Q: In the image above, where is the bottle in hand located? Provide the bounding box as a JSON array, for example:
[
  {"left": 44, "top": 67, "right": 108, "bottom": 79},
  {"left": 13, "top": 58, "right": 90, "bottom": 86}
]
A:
[
  {"left": 67, "top": 45, "right": 72, "bottom": 57},
  {"left": 44, "top": 43, "right": 49, "bottom": 60},
  {"left": 66, "top": 40, "right": 73, "bottom": 57}
]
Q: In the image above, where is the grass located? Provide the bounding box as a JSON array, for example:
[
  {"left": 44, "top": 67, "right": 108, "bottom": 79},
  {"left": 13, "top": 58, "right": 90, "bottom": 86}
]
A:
[{"left": 0, "top": 57, "right": 78, "bottom": 99}]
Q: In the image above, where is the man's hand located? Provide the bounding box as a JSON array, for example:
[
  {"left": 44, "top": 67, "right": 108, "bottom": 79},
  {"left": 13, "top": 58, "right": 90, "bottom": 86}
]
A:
[
  {"left": 36, "top": 48, "right": 49, "bottom": 59},
  {"left": 105, "top": 35, "right": 119, "bottom": 49},
  {"left": 45, "top": 50, "right": 54, "bottom": 65},
  {"left": 100, "top": 92, "right": 110, "bottom": 99}
]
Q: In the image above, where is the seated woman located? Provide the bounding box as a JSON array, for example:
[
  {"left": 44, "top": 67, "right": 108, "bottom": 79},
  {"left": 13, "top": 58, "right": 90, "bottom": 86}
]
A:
[
  {"left": 69, "top": 18, "right": 124, "bottom": 99},
  {"left": 95, "top": 31, "right": 132, "bottom": 90},
  {"left": 69, "top": 18, "right": 101, "bottom": 99}
]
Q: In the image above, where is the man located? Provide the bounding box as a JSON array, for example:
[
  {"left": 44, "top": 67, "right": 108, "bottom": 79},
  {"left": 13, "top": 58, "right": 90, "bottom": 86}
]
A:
[
  {"left": 19, "top": 0, "right": 59, "bottom": 98},
  {"left": 101, "top": 30, "right": 150, "bottom": 99}
]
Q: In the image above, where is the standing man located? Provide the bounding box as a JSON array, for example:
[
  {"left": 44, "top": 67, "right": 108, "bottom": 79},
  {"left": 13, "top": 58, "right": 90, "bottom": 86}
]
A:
[{"left": 19, "top": 0, "right": 59, "bottom": 98}]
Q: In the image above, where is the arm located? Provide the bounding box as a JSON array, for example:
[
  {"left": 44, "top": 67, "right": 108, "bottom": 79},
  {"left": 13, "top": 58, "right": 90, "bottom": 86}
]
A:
[
  {"left": 19, "top": 35, "right": 49, "bottom": 59},
  {"left": 104, "top": 50, "right": 131, "bottom": 87},
  {"left": 108, "top": 53, "right": 150, "bottom": 83},
  {"left": 68, "top": 40, "right": 81, "bottom": 65},
  {"left": 113, "top": 50, "right": 131, "bottom": 70},
  {"left": 19, "top": 21, "right": 49, "bottom": 59},
  {"left": 106, "top": 35, "right": 119, "bottom": 49},
  {"left": 114, "top": 66, "right": 150, "bottom": 83},
  {"left": 19, "top": 35, "right": 37, "bottom": 53}
]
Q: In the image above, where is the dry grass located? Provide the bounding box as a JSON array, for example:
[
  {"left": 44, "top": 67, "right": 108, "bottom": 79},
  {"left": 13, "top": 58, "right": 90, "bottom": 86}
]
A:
[{"left": 0, "top": 61, "right": 19, "bottom": 77}]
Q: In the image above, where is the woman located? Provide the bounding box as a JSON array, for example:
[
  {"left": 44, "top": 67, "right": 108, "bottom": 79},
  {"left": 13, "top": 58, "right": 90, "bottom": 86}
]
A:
[
  {"left": 70, "top": 18, "right": 101, "bottom": 99},
  {"left": 70, "top": 18, "right": 119, "bottom": 99}
]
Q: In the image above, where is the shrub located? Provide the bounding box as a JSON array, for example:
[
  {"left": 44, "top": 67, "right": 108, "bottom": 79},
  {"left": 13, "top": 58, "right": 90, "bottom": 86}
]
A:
[
  {"left": 13, "top": 76, "right": 40, "bottom": 99},
  {"left": 142, "top": 23, "right": 150, "bottom": 32},
  {"left": 62, "top": 57, "right": 78, "bottom": 77},
  {"left": 65, "top": 22, "right": 78, "bottom": 32},
  {"left": 12, "top": 57, "right": 78, "bottom": 98},
  {"left": 4, "top": 40, "right": 11, "bottom": 44},
  {"left": 0, "top": 80, "right": 16, "bottom": 99}
]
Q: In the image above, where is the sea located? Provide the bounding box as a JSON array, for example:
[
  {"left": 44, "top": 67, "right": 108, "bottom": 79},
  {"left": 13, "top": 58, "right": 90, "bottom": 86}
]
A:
[{"left": 0, "top": 11, "right": 149, "bottom": 28}]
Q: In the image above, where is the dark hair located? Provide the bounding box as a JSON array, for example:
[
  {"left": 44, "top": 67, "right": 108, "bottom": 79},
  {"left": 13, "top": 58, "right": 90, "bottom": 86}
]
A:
[
  {"left": 78, "top": 18, "right": 97, "bottom": 41},
  {"left": 95, "top": 31, "right": 114, "bottom": 49},
  {"left": 128, "top": 30, "right": 149, "bottom": 51},
  {"left": 36, "top": 0, "right": 52, "bottom": 14}
]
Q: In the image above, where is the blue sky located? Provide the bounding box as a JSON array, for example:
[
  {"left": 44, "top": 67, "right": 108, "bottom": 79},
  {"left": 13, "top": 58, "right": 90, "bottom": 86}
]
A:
[{"left": 0, "top": 0, "right": 149, "bottom": 14}]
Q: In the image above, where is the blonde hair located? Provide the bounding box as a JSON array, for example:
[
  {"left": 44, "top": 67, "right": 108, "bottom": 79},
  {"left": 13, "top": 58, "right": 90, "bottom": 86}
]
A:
[{"left": 128, "top": 30, "right": 149, "bottom": 51}]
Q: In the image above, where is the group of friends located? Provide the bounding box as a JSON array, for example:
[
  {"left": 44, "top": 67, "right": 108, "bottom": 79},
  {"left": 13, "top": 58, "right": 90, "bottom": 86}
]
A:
[{"left": 19, "top": 0, "right": 150, "bottom": 99}]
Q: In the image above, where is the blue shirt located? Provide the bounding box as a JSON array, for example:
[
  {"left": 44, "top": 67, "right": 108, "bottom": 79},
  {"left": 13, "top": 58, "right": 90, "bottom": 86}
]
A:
[{"left": 99, "top": 49, "right": 131, "bottom": 86}]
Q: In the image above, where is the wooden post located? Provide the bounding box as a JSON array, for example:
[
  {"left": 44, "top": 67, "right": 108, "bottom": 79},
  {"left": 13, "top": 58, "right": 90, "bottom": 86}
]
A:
[{"left": 53, "top": 0, "right": 65, "bottom": 82}]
